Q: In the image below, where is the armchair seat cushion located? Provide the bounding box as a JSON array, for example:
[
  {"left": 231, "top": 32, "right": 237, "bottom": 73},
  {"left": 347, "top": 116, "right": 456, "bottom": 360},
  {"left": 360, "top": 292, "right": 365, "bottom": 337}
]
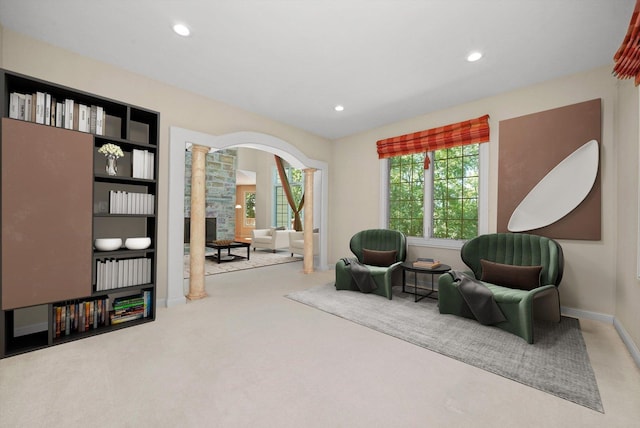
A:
[
  {"left": 485, "top": 283, "right": 532, "bottom": 304},
  {"left": 253, "top": 236, "right": 273, "bottom": 244}
]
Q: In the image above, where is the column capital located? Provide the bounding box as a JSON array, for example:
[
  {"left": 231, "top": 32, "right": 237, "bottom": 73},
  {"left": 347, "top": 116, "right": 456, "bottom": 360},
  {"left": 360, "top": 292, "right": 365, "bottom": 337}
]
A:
[{"left": 191, "top": 144, "right": 210, "bottom": 155}]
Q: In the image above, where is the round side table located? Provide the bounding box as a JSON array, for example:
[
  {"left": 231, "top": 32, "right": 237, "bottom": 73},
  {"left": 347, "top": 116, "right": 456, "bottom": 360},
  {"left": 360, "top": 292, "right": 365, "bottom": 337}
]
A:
[{"left": 401, "top": 262, "right": 451, "bottom": 302}]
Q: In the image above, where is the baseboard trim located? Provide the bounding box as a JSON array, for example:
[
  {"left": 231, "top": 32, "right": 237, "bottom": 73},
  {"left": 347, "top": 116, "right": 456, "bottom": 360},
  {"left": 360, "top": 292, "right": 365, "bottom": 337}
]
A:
[
  {"left": 561, "top": 305, "right": 640, "bottom": 369},
  {"left": 14, "top": 321, "right": 48, "bottom": 337},
  {"left": 613, "top": 318, "right": 640, "bottom": 369},
  {"left": 561, "top": 306, "right": 614, "bottom": 324}
]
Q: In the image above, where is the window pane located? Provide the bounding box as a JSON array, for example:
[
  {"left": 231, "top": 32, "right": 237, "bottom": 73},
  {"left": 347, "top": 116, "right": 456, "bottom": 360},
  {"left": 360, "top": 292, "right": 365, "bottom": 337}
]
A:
[
  {"left": 463, "top": 144, "right": 478, "bottom": 156},
  {"left": 463, "top": 198, "right": 478, "bottom": 220},
  {"left": 431, "top": 144, "right": 479, "bottom": 240},
  {"left": 447, "top": 157, "right": 463, "bottom": 179},
  {"left": 463, "top": 177, "right": 478, "bottom": 198},
  {"left": 388, "top": 153, "right": 424, "bottom": 237}
]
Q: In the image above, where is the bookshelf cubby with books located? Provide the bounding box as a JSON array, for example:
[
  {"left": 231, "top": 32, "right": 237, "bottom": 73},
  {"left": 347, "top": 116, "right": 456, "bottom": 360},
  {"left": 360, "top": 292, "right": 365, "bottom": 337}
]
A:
[{"left": 0, "top": 69, "right": 159, "bottom": 358}]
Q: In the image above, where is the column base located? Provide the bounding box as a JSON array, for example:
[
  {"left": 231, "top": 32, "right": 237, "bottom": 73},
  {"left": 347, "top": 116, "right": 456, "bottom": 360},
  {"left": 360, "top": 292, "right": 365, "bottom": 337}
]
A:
[{"left": 186, "top": 291, "right": 207, "bottom": 300}]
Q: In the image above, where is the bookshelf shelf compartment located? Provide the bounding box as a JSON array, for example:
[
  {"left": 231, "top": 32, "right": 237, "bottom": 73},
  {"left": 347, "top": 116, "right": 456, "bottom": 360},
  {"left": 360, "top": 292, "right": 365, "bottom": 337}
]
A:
[
  {"left": 1, "top": 69, "right": 159, "bottom": 359},
  {"left": 52, "top": 317, "right": 154, "bottom": 346}
]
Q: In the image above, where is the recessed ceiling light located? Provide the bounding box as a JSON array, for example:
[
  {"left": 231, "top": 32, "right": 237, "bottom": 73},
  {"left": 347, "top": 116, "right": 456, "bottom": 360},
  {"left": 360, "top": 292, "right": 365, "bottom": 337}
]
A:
[
  {"left": 334, "top": 105, "right": 344, "bottom": 112},
  {"left": 467, "top": 51, "right": 483, "bottom": 62},
  {"left": 173, "top": 23, "right": 191, "bottom": 37}
]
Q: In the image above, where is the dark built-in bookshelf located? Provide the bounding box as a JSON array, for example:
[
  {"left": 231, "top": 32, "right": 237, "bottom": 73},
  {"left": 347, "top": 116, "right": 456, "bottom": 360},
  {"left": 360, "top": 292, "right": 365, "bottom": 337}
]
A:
[{"left": 0, "top": 69, "right": 159, "bottom": 358}]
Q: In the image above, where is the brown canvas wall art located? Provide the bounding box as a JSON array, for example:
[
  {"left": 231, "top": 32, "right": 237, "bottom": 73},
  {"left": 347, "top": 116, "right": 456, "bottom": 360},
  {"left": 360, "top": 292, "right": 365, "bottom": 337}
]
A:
[{"left": 497, "top": 99, "right": 601, "bottom": 240}]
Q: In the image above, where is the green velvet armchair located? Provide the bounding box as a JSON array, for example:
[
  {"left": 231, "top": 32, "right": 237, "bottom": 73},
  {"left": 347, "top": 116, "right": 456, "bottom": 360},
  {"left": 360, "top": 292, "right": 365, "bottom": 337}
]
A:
[
  {"left": 438, "top": 233, "right": 564, "bottom": 344},
  {"left": 335, "top": 229, "right": 407, "bottom": 299}
]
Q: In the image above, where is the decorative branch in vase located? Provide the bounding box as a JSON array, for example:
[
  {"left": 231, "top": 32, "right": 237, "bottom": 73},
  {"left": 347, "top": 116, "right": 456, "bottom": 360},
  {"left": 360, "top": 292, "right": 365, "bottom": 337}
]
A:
[{"left": 98, "top": 143, "right": 124, "bottom": 176}]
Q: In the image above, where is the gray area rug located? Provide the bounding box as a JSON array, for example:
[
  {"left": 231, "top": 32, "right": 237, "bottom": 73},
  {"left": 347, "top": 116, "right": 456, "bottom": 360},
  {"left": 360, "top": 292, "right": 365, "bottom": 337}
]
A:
[
  {"left": 184, "top": 245, "right": 302, "bottom": 278},
  {"left": 287, "top": 283, "right": 603, "bottom": 413}
]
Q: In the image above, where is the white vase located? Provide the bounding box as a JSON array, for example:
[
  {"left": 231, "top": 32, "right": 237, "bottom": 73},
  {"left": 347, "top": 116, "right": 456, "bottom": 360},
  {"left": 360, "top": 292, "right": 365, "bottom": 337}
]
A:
[{"left": 106, "top": 156, "right": 117, "bottom": 176}]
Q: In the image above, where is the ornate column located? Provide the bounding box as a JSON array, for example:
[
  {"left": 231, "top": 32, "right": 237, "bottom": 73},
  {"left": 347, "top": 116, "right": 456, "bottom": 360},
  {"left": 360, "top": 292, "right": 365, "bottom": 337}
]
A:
[
  {"left": 303, "top": 168, "right": 317, "bottom": 274},
  {"left": 187, "top": 144, "right": 209, "bottom": 300}
]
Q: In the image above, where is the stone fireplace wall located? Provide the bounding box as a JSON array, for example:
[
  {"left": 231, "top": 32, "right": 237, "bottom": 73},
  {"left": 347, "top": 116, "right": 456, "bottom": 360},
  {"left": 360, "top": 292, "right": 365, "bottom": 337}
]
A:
[{"left": 184, "top": 148, "right": 237, "bottom": 240}]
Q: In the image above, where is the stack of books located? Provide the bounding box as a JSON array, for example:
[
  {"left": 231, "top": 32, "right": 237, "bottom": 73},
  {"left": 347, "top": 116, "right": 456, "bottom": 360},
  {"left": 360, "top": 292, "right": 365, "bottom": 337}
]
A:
[
  {"left": 110, "top": 291, "right": 152, "bottom": 325},
  {"left": 132, "top": 149, "right": 155, "bottom": 180},
  {"left": 412, "top": 258, "right": 441, "bottom": 269}
]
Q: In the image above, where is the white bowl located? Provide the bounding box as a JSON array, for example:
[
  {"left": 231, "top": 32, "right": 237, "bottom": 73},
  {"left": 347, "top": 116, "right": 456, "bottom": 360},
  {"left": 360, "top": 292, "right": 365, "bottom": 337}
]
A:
[
  {"left": 125, "top": 237, "right": 151, "bottom": 250},
  {"left": 95, "top": 238, "right": 122, "bottom": 251}
]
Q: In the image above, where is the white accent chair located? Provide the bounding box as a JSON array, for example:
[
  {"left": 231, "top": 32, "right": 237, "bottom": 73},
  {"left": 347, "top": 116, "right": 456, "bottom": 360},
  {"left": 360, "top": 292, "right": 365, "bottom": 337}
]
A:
[
  {"left": 251, "top": 228, "right": 292, "bottom": 252},
  {"left": 288, "top": 231, "right": 319, "bottom": 257}
]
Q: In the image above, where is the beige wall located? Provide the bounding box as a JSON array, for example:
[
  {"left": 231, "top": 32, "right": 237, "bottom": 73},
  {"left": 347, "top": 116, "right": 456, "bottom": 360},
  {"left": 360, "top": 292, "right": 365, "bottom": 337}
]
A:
[
  {"left": 615, "top": 79, "right": 640, "bottom": 353},
  {"left": 331, "top": 66, "right": 621, "bottom": 318},
  {"left": 1, "top": 28, "right": 331, "bottom": 303}
]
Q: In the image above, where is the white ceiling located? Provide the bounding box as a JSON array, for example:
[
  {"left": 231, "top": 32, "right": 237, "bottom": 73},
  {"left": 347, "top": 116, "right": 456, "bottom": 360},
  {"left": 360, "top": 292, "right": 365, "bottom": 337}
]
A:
[{"left": 0, "top": 0, "right": 634, "bottom": 140}]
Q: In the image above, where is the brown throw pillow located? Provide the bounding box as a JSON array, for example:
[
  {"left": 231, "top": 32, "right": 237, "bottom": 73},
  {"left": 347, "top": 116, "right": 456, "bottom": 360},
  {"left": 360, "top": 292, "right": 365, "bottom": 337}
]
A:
[
  {"left": 480, "top": 259, "right": 543, "bottom": 291},
  {"left": 362, "top": 249, "right": 397, "bottom": 267}
]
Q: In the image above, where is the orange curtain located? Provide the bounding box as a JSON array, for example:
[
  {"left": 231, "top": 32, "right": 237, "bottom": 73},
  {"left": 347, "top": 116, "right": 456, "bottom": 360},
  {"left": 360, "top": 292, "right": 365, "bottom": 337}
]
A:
[
  {"left": 613, "top": 0, "right": 640, "bottom": 85},
  {"left": 376, "top": 114, "right": 490, "bottom": 169}
]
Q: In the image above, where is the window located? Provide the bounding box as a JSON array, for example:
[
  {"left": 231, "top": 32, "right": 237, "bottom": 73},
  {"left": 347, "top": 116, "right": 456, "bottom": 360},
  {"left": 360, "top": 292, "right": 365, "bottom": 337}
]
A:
[
  {"left": 385, "top": 143, "right": 487, "bottom": 247},
  {"left": 244, "top": 191, "right": 255, "bottom": 227},
  {"left": 273, "top": 166, "right": 303, "bottom": 228}
]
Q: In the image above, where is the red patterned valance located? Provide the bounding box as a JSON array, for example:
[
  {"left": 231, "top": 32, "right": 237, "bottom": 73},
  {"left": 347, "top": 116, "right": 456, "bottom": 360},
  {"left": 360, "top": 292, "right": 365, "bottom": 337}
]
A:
[
  {"left": 376, "top": 114, "right": 490, "bottom": 169},
  {"left": 613, "top": 0, "right": 640, "bottom": 85}
]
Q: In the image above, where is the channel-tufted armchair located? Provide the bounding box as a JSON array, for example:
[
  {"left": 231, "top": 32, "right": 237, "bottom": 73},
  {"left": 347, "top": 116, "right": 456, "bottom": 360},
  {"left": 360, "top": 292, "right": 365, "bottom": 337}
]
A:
[
  {"left": 438, "top": 233, "right": 564, "bottom": 343},
  {"left": 335, "top": 229, "right": 406, "bottom": 299}
]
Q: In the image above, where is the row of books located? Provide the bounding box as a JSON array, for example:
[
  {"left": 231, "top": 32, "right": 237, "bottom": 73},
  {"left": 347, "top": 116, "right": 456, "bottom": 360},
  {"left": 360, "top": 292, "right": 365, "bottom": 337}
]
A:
[
  {"left": 132, "top": 149, "right": 155, "bottom": 180},
  {"left": 9, "top": 91, "right": 106, "bottom": 134},
  {"left": 111, "top": 292, "right": 152, "bottom": 325},
  {"left": 109, "top": 190, "right": 155, "bottom": 215},
  {"left": 53, "top": 291, "right": 152, "bottom": 338},
  {"left": 53, "top": 297, "right": 110, "bottom": 338},
  {"left": 95, "top": 257, "right": 152, "bottom": 291},
  {"left": 412, "top": 258, "right": 442, "bottom": 269}
]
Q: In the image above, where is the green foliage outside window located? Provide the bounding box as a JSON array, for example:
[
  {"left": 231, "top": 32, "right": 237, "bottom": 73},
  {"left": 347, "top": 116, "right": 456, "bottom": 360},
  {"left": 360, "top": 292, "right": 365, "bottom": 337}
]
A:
[
  {"left": 245, "top": 192, "right": 256, "bottom": 218},
  {"left": 388, "top": 145, "right": 479, "bottom": 240},
  {"left": 388, "top": 153, "right": 425, "bottom": 237}
]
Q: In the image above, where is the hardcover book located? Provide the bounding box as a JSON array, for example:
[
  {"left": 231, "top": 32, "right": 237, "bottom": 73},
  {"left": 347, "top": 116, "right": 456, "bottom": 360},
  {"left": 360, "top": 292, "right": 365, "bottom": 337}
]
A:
[{"left": 412, "top": 258, "right": 441, "bottom": 269}]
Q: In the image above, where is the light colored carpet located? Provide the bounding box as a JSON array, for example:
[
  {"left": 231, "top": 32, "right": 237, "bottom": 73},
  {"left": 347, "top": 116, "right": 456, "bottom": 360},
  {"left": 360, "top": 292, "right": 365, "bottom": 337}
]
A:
[
  {"left": 2, "top": 264, "right": 639, "bottom": 427},
  {"left": 287, "top": 283, "right": 603, "bottom": 413},
  {"left": 183, "top": 247, "right": 302, "bottom": 278}
]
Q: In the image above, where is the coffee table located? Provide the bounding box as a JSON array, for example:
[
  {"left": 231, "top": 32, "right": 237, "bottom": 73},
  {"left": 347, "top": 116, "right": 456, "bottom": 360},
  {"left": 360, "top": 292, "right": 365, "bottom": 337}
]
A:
[
  {"left": 401, "top": 261, "right": 451, "bottom": 302},
  {"left": 206, "top": 241, "right": 251, "bottom": 264}
]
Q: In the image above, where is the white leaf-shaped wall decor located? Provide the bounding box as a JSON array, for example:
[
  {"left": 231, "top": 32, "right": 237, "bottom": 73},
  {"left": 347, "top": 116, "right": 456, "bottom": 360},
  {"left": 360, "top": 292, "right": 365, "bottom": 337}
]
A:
[{"left": 507, "top": 139, "right": 599, "bottom": 232}]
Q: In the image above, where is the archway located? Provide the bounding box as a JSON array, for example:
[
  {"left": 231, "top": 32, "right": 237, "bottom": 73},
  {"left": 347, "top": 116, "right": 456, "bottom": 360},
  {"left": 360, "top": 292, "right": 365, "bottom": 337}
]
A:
[{"left": 167, "top": 127, "right": 328, "bottom": 307}]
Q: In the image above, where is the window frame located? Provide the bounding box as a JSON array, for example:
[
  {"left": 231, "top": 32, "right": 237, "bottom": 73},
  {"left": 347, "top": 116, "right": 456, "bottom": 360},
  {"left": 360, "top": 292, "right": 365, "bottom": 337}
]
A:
[{"left": 380, "top": 142, "right": 489, "bottom": 250}]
